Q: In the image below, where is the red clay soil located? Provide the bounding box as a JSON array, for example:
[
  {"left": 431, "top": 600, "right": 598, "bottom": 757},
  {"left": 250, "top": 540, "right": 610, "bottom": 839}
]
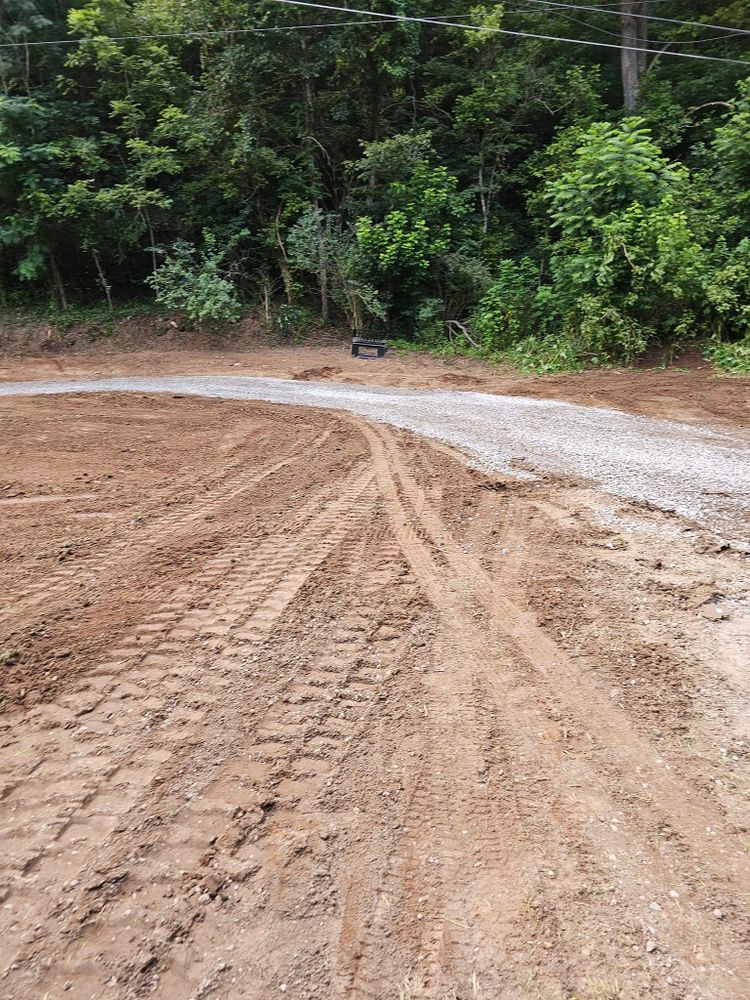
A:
[
  {"left": 0, "top": 338, "right": 748, "bottom": 428},
  {"left": 1, "top": 389, "right": 749, "bottom": 999}
]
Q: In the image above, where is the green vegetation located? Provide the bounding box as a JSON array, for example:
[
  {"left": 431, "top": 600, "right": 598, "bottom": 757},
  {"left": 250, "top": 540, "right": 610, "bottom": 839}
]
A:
[{"left": 2, "top": 1, "right": 750, "bottom": 370}]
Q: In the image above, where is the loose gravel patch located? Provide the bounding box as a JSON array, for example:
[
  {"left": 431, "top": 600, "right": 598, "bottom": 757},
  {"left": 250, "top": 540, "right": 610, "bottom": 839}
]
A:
[{"left": 3, "top": 375, "right": 748, "bottom": 538}]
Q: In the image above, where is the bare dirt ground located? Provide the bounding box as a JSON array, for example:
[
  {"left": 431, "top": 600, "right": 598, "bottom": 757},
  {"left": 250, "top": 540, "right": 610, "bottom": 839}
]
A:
[
  {"left": 1, "top": 381, "right": 749, "bottom": 1000},
  {"left": 1, "top": 342, "right": 749, "bottom": 428}
]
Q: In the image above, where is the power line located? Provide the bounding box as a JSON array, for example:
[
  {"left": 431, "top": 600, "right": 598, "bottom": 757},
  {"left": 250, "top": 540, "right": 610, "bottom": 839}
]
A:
[
  {"left": 2, "top": 0, "right": 749, "bottom": 66},
  {"left": 506, "top": 2, "right": 745, "bottom": 46},
  {"left": 506, "top": 0, "right": 750, "bottom": 37},
  {"left": 271, "top": 0, "right": 750, "bottom": 65},
  {"left": 574, "top": 0, "right": 725, "bottom": 7},
  {"left": 593, "top": 0, "right": 700, "bottom": 4},
  {"left": 506, "top": 3, "right": 626, "bottom": 41},
  {"left": 0, "top": 15, "right": 436, "bottom": 49}
]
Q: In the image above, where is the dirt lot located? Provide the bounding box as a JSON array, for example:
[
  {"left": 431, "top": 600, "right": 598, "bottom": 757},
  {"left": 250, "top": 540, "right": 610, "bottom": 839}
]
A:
[{"left": 1, "top": 360, "right": 749, "bottom": 999}]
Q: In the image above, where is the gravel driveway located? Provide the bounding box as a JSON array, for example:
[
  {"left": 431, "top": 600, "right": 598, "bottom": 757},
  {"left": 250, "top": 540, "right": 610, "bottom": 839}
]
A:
[{"left": 2, "top": 375, "right": 748, "bottom": 539}]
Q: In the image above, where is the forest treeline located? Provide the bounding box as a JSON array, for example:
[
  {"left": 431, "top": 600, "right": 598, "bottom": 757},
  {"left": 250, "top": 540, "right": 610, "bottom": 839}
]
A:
[{"left": 2, "top": 1, "right": 750, "bottom": 370}]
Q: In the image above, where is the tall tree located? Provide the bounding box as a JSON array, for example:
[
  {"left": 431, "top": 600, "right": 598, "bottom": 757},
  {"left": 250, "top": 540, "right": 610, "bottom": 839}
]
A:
[{"left": 620, "top": 1, "right": 649, "bottom": 110}]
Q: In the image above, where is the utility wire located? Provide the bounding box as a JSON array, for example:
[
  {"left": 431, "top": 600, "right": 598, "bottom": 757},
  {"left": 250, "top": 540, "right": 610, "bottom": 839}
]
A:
[
  {"left": 506, "top": 2, "right": 745, "bottom": 45},
  {"left": 0, "top": 15, "right": 438, "bottom": 49},
  {"left": 2, "top": 0, "right": 750, "bottom": 66},
  {"left": 505, "top": 0, "right": 750, "bottom": 37},
  {"left": 506, "top": 3, "right": 625, "bottom": 41},
  {"left": 271, "top": 0, "right": 750, "bottom": 65},
  {"left": 587, "top": 0, "right": 721, "bottom": 6}
]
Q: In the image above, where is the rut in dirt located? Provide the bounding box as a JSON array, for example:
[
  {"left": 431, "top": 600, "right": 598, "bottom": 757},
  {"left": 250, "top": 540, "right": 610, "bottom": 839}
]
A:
[{"left": 1, "top": 398, "right": 749, "bottom": 1000}]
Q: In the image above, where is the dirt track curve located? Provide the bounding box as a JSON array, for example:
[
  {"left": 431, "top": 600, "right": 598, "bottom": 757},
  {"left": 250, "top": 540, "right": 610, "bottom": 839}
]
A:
[{"left": 1, "top": 385, "right": 749, "bottom": 1000}]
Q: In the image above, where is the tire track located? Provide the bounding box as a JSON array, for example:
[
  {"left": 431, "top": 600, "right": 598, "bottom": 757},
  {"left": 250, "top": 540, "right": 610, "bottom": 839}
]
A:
[
  {"left": 356, "top": 419, "right": 750, "bottom": 999},
  {"left": 370, "top": 424, "right": 750, "bottom": 888},
  {"left": 0, "top": 426, "right": 334, "bottom": 629},
  {"left": 2, "top": 396, "right": 748, "bottom": 1000},
  {"left": 149, "top": 533, "right": 424, "bottom": 999},
  {"left": 0, "top": 463, "right": 374, "bottom": 994}
]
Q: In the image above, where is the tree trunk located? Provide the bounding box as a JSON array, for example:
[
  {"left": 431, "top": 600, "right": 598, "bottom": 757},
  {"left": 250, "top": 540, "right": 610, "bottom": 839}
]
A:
[
  {"left": 478, "top": 162, "right": 489, "bottom": 235},
  {"left": 637, "top": 1, "right": 649, "bottom": 77},
  {"left": 278, "top": 258, "right": 294, "bottom": 306},
  {"left": 142, "top": 207, "right": 158, "bottom": 288},
  {"left": 50, "top": 253, "right": 68, "bottom": 312},
  {"left": 620, "top": 1, "right": 641, "bottom": 110},
  {"left": 24, "top": 41, "right": 31, "bottom": 95},
  {"left": 350, "top": 292, "right": 364, "bottom": 334},
  {"left": 262, "top": 275, "right": 271, "bottom": 324},
  {"left": 316, "top": 208, "right": 329, "bottom": 324},
  {"left": 93, "top": 249, "right": 113, "bottom": 314},
  {"left": 274, "top": 208, "right": 294, "bottom": 305}
]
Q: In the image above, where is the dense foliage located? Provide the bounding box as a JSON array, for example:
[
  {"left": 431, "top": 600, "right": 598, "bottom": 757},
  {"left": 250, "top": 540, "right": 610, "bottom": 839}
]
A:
[{"left": 2, "top": 1, "right": 750, "bottom": 368}]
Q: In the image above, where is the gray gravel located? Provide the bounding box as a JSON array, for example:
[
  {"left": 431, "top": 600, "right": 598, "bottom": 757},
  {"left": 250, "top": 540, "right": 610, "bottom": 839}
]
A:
[{"left": 2, "top": 375, "right": 748, "bottom": 540}]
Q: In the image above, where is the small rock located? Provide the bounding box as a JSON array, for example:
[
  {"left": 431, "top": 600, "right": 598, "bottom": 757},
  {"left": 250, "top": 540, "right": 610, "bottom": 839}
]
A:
[
  {"left": 645, "top": 940, "right": 658, "bottom": 954},
  {"left": 202, "top": 874, "right": 223, "bottom": 897},
  {"left": 63, "top": 983, "right": 73, "bottom": 992},
  {"left": 605, "top": 538, "right": 627, "bottom": 550},
  {"left": 712, "top": 908, "right": 724, "bottom": 920},
  {"left": 701, "top": 604, "right": 729, "bottom": 622}
]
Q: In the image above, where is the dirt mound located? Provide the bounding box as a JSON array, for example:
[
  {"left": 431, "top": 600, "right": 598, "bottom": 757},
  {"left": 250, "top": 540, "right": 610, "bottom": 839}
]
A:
[
  {"left": 440, "top": 371, "right": 483, "bottom": 387},
  {"left": 291, "top": 365, "right": 342, "bottom": 381},
  {"left": 1, "top": 392, "right": 749, "bottom": 998}
]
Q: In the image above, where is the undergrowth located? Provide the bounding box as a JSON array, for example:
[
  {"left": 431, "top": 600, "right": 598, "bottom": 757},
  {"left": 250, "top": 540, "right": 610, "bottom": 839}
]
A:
[
  {"left": 0, "top": 300, "right": 160, "bottom": 333},
  {"left": 390, "top": 333, "right": 587, "bottom": 374},
  {"left": 704, "top": 337, "right": 750, "bottom": 373},
  {"left": 394, "top": 330, "right": 750, "bottom": 375}
]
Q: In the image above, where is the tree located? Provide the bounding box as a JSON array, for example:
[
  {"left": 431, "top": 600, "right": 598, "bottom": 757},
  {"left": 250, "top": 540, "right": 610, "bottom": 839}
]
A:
[
  {"left": 352, "top": 143, "right": 471, "bottom": 335},
  {"left": 620, "top": 1, "right": 649, "bottom": 110},
  {"left": 1, "top": 0, "right": 750, "bottom": 369}
]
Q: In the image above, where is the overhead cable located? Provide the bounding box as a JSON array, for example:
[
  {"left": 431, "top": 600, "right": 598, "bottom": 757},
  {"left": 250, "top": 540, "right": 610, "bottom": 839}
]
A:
[
  {"left": 271, "top": 0, "right": 750, "bottom": 66},
  {"left": 3, "top": 0, "right": 750, "bottom": 66},
  {"left": 0, "top": 16, "right": 428, "bottom": 49},
  {"left": 509, "top": 0, "right": 750, "bottom": 37}
]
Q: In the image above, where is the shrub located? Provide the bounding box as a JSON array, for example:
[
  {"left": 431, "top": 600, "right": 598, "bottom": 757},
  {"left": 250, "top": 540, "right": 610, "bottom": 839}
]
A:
[
  {"left": 273, "top": 303, "right": 315, "bottom": 340},
  {"left": 705, "top": 337, "right": 750, "bottom": 374},
  {"left": 147, "top": 233, "right": 243, "bottom": 326},
  {"left": 471, "top": 258, "right": 539, "bottom": 350}
]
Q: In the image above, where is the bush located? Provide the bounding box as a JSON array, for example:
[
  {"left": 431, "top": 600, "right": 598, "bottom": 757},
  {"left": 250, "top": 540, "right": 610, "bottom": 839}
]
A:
[
  {"left": 704, "top": 337, "right": 750, "bottom": 374},
  {"left": 273, "top": 303, "right": 316, "bottom": 340},
  {"left": 147, "top": 233, "right": 243, "bottom": 326},
  {"left": 499, "top": 334, "right": 584, "bottom": 374},
  {"left": 471, "top": 258, "right": 539, "bottom": 350}
]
